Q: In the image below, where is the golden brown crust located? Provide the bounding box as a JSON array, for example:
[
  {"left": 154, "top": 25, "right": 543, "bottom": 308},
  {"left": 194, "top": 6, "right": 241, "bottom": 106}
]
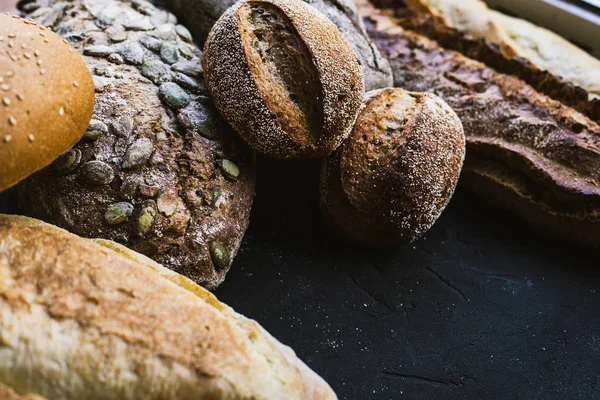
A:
[
  {"left": 0, "top": 214, "right": 337, "bottom": 400},
  {"left": 360, "top": 1, "right": 600, "bottom": 247},
  {"left": 203, "top": 0, "right": 364, "bottom": 159},
  {"left": 321, "top": 88, "right": 465, "bottom": 246},
  {"left": 0, "top": 13, "right": 94, "bottom": 192},
  {"left": 0, "top": 384, "right": 47, "bottom": 400}
]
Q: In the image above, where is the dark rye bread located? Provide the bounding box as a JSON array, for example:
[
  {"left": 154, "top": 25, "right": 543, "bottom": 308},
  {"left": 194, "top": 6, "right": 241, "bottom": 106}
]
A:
[
  {"left": 166, "top": 0, "right": 393, "bottom": 92},
  {"left": 203, "top": 0, "right": 364, "bottom": 159},
  {"left": 364, "top": 1, "right": 600, "bottom": 123},
  {"left": 321, "top": 88, "right": 465, "bottom": 246},
  {"left": 16, "top": 0, "right": 256, "bottom": 289},
  {"left": 359, "top": 2, "right": 600, "bottom": 248}
]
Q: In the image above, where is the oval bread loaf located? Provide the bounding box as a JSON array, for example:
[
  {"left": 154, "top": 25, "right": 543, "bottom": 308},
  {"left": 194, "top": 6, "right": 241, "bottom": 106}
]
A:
[
  {"left": 17, "top": 0, "right": 256, "bottom": 289},
  {"left": 321, "top": 88, "right": 466, "bottom": 246},
  {"left": 167, "top": 0, "right": 393, "bottom": 92},
  {"left": 203, "top": 0, "right": 364, "bottom": 159},
  {"left": 0, "top": 213, "right": 338, "bottom": 400},
  {"left": 0, "top": 13, "right": 94, "bottom": 192}
]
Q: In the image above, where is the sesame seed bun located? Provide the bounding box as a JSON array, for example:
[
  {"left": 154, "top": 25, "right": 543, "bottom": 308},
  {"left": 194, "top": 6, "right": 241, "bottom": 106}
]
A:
[{"left": 0, "top": 13, "right": 94, "bottom": 192}]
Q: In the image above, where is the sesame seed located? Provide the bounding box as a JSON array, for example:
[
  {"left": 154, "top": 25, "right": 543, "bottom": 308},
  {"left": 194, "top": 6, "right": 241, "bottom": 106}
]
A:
[
  {"left": 23, "top": 52, "right": 31, "bottom": 59},
  {"left": 40, "top": 68, "right": 46, "bottom": 75},
  {"left": 59, "top": 107, "right": 65, "bottom": 116},
  {"left": 0, "top": 77, "right": 3, "bottom": 83},
  {"left": 8, "top": 41, "right": 14, "bottom": 48},
  {"left": 8, "top": 116, "right": 16, "bottom": 126},
  {"left": 68, "top": 48, "right": 73, "bottom": 53},
  {"left": 62, "top": 39, "right": 68, "bottom": 44},
  {"left": 6, "top": 71, "right": 14, "bottom": 77},
  {"left": 8, "top": 33, "right": 15, "bottom": 38},
  {"left": 0, "top": 36, "right": 4, "bottom": 42},
  {"left": 11, "top": 15, "right": 19, "bottom": 19},
  {"left": 37, "top": 59, "right": 42, "bottom": 66},
  {"left": 39, "top": 26, "right": 44, "bottom": 30},
  {"left": 2, "top": 97, "right": 10, "bottom": 106},
  {"left": 73, "top": 81, "right": 79, "bottom": 88},
  {"left": 34, "top": 50, "right": 40, "bottom": 57},
  {"left": 3, "top": 135, "right": 12, "bottom": 143},
  {"left": 44, "top": 38, "right": 49, "bottom": 43},
  {"left": 1, "top": 84, "right": 9, "bottom": 91},
  {"left": 39, "top": 32, "right": 46, "bottom": 37},
  {"left": 10, "top": 55, "right": 17, "bottom": 61},
  {"left": 28, "top": 134, "right": 35, "bottom": 142},
  {"left": 21, "top": 43, "right": 26, "bottom": 49},
  {"left": 16, "top": 94, "right": 23, "bottom": 101}
]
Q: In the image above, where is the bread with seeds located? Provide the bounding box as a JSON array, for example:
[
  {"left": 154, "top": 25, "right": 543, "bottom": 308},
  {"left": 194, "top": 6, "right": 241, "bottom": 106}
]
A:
[
  {"left": 16, "top": 0, "right": 256, "bottom": 289},
  {"left": 0, "top": 13, "right": 94, "bottom": 192},
  {"left": 321, "top": 88, "right": 465, "bottom": 246},
  {"left": 167, "top": 0, "right": 392, "bottom": 92},
  {"left": 203, "top": 0, "right": 364, "bottom": 159},
  {"left": 0, "top": 214, "right": 337, "bottom": 399}
]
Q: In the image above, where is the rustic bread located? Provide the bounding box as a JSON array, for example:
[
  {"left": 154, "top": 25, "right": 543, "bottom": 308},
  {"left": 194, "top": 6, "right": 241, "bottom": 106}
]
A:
[
  {"left": 321, "top": 88, "right": 465, "bottom": 246},
  {"left": 0, "top": 13, "right": 94, "bottom": 192},
  {"left": 0, "top": 213, "right": 338, "bottom": 400},
  {"left": 398, "top": 0, "right": 600, "bottom": 99},
  {"left": 167, "top": 0, "right": 392, "bottom": 92},
  {"left": 203, "top": 0, "right": 364, "bottom": 159},
  {"left": 360, "top": 2, "right": 600, "bottom": 248},
  {"left": 16, "top": 0, "right": 256, "bottom": 289}
]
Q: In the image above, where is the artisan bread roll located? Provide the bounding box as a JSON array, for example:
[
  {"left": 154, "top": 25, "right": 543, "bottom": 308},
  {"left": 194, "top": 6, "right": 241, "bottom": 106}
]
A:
[
  {"left": 0, "top": 214, "right": 337, "bottom": 400},
  {"left": 0, "top": 13, "right": 94, "bottom": 192},
  {"left": 167, "top": 0, "right": 393, "bottom": 91},
  {"left": 203, "top": 0, "right": 364, "bottom": 159},
  {"left": 321, "top": 88, "right": 465, "bottom": 246}
]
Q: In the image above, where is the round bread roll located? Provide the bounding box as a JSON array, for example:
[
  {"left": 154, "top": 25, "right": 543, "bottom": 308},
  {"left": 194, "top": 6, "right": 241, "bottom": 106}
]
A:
[
  {"left": 0, "top": 13, "right": 94, "bottom": 192},
  {"left": 203, "top": 0, "right": 365, "bottom": 159},
  {"left": 321, "top": 88, "right": 466, "bottom": 246}
]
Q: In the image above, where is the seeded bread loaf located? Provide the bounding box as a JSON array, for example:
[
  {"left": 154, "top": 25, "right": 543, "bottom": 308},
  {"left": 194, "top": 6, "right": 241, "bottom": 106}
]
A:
[
  {"left": 167, "top": 0, "right": 392, "bottom": 92},
  {"left": 321, "top": 88, "right": 465, "bottom": 246},
  {"left": 203, "top": 0, "right": 364, "bottom": 159},
  {"left": 0, "top": 214, "right": 338, "bottom": 399},
  {"left": 360, "top": 2, "right": 600, "bottom": 248},
  {"left": 16, "top": 0, "right": 256, "bottom": 289},
  {"left": 0, "top": 13, "right": 94, "bottom": 192}
]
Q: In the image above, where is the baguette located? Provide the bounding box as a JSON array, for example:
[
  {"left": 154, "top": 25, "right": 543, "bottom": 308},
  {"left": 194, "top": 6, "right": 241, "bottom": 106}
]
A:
[
  {"left": 0, "top": 214, "right": 337, "bottom": 400},
  {"left": 359, "top": 2, "right": 600, "bottom": 248}
]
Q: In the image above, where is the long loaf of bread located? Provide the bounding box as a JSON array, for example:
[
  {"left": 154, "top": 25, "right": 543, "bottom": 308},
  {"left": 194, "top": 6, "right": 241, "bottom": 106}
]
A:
[
  {"left": 0, "top": 214, "right": 337, "bottom": 400},
  {"left": 359, "top": 1, "right": 600, "bottom": 248}
]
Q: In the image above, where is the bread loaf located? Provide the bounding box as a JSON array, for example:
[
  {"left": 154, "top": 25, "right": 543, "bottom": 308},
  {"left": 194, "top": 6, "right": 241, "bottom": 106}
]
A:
[
  {"left": 167, "top": 0, "right": 393, "bottom": 92},
  {"left": 360, "top": 2, "right": 600, "bottom": 248},
  {"left": 203, "top": 0, "right": 364, "bottom": 159},
  {"left": 395, "top": 0, "right": 600, "bottom": 99},
  {"left": 16, "top": 0, "right": 256, "bottom": 289},
  {"left": 0, "top": 13, "right": 94, "bottom": 192},
  {"left": 321, "top": 88, "right": 465, "bottom": 245},
  {"left": 0, "top": 214, "right": 338, "bottom": 400}
]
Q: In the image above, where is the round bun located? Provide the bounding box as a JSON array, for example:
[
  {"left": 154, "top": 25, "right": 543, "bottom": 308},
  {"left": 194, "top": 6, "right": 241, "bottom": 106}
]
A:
[
  {"left": 0, "top": 13, "right": 94, "bottom": 192},
  {"left": 203, "top": 0, "right": 365, "bottom": 159},
  {"left": 321, "top": 88, "right": 466, "bottom": 246}
]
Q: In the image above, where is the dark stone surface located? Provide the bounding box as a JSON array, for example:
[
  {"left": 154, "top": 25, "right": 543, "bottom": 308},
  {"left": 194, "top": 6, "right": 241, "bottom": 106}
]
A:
[{"left": 3, "top": 156, "right": 600, "bottom": 399}]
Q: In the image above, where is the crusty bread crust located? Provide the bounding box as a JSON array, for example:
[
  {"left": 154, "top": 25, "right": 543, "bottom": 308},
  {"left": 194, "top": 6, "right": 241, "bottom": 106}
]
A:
[
  {"left": 0, "top": 384, "right": 47, "bottom": 400},
  {"left": 0, "top": 214, "right": 337, "bottom": 400},
  {"left": 321, "top": 88, "right": 465, "bottom": 246},
  {"left": 0, "top": 14, "right": 94, "bottom": 192},
  {"left": 360, "top": 1, "right": 600, "bottom": 247},
  {"left": 203, "top": 0, "right": 364, "bottom": 159}
]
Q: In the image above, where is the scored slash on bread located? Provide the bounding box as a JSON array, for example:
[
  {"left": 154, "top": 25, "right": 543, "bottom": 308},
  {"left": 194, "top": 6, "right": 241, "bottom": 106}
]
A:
[{"left": 203, "top": 0, "right": 365, "bottom": 159}]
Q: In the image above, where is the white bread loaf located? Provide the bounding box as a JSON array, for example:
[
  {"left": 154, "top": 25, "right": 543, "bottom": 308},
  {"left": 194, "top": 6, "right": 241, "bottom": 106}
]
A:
[{"left": 0, "top": 214, "right": 337, "bottom": 400}]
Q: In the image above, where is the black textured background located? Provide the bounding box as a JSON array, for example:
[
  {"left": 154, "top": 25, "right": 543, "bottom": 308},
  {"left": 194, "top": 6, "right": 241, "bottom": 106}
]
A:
[{"left": 4, "top": 157, "right": 599, "bottom": 399}]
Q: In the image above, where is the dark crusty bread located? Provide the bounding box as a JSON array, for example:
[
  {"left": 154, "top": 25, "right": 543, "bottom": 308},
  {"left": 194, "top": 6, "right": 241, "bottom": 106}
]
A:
[
  {"left": 16, "top": 0, "right": 256, "bottom": 289},
  {"left": 0, "top": 214, "right": 337, "bottom": 399},
  {"left": 0, "top": 13, "right": 94, "bottom": 192},
  {"left": 321, "top": 88, "right": 465, "bottom": 246},
  {"left": 363, "top": 1, "right": 600, "bottom": 124},
  {"left": 360, "top": 1, "right": 600, "bottom": 248},
  {"left": 167, "top": 0, "right": 393, "bottom": 92},
  {"left": 203, "top": 0, "right": 364, "bottom": 159}
]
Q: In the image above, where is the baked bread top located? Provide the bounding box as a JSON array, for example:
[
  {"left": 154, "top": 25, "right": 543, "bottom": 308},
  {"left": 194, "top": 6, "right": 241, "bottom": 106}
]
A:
[
  {"left": 17, "top": 0, "right": 256, "bottom": 289},
  {"left": 0, "top": 213, "right": 337, "bottom": 400}
]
